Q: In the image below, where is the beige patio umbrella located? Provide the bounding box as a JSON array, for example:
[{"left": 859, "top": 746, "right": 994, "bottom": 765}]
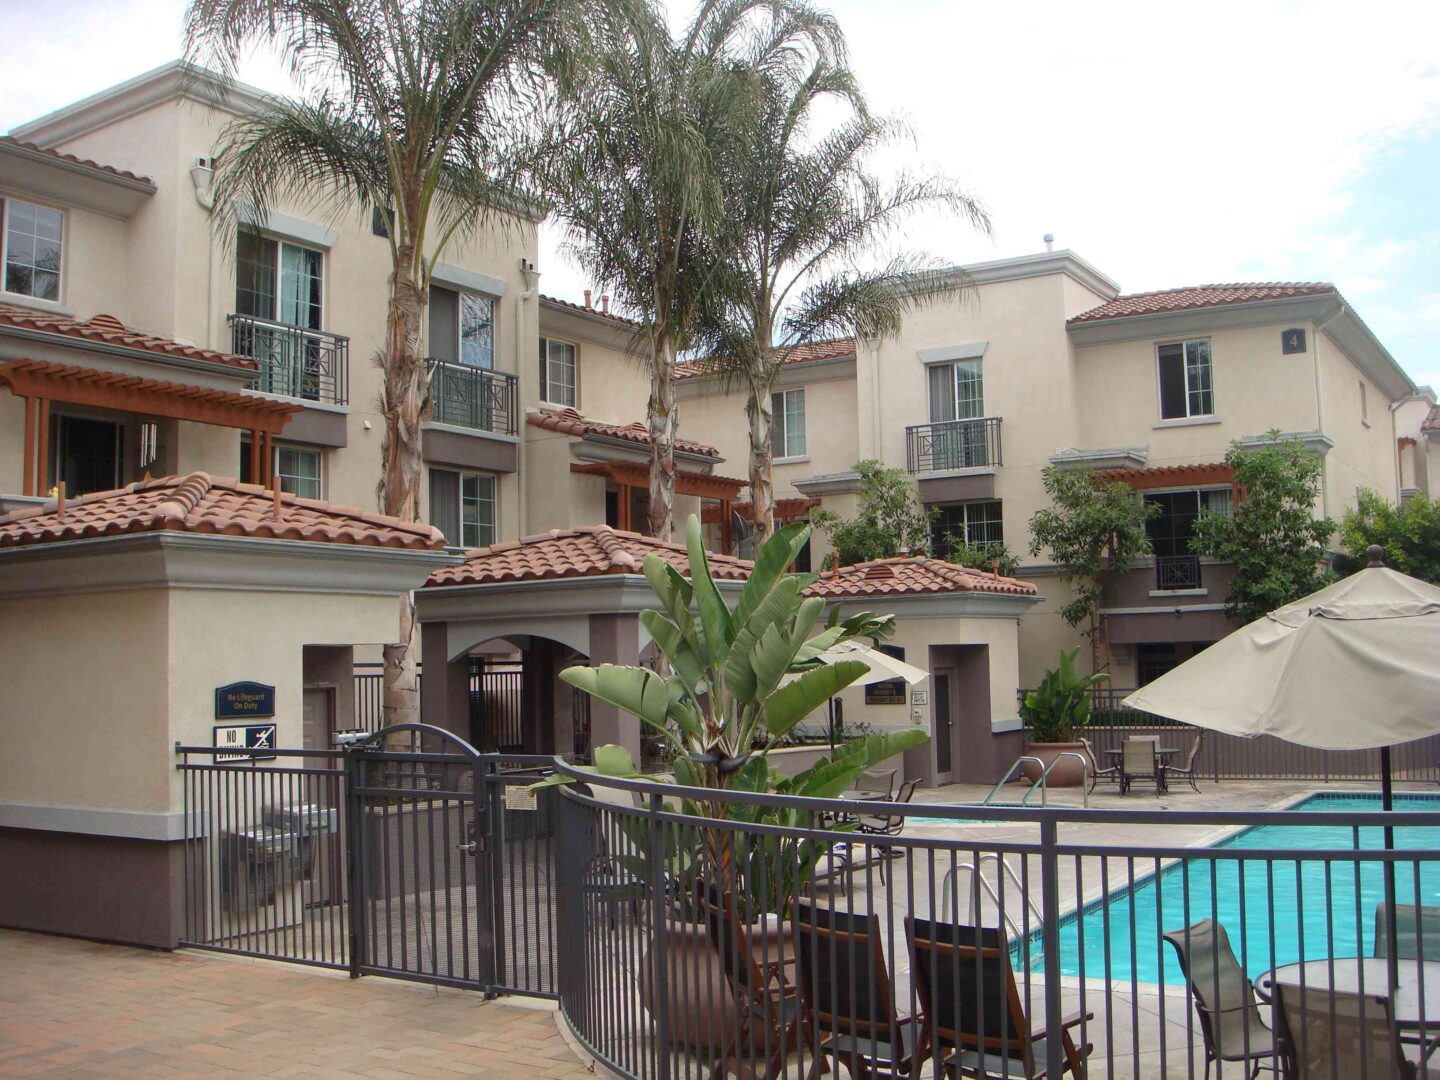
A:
[
  {"left": 786, "top": 640, "right": 929, "bottom": 749},
  {"left": 1124, "top": 546, "right": 1440, "bottom": 987}
]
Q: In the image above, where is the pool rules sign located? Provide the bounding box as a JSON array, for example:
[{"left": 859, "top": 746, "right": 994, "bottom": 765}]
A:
[{"left": 214, "top": 681, "right": 277, "bottom": 761}]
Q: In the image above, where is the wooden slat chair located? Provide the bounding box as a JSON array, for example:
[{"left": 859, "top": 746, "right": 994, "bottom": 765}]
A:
[
  {"left": 698, "top": 883, "right": 806, "bottom": 1080},
  {"left": 906, "top": 916, "right": 1092, "bottom": 1079},
  {"left": 792, "top": 900, "right": 922, "bottom": 1079}
]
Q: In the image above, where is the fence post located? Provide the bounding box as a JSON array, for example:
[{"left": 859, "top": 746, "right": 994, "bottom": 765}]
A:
[
  {"left": 343, "top": 746, "right": 365, "bottom": 979},
  {"left": 1040, "top": 815, "right": 1064, "bottom": 1079},
  {"left": 648, "top": 791, "right": 672, "bottom": 1080},
  {"left": 478, "top": 757, "right": 502, "bottom": 996}
]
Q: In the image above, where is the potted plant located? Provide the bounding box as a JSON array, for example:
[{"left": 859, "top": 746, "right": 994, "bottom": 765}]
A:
[
  {"left": 1019, "top": 648, "right": 1108, "bottom": 787},
  {"left": 541, "top": 515, "right": 927, "bottom": 1050}
]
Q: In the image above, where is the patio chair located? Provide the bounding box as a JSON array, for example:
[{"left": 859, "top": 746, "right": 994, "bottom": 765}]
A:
[
  {"left": 1162, "top": 730, "right": 1206, "bottom": 794},
  {"left": 1162, "top": 918, "right": 1278, "bottom": 1080},
  {"left": 1374, "top": 902, "right": 1440, "bottom": 960},
  {"left": 1273, "top": 983, "right": 1418, "bottom": 1079},
  {"left": 1079, "top": 737, "right": 1120, "bottom": 792},
  {"left": 855, "top": 778, "right": 919, "bottom": 884},
  {"left": 791, "top": 900, "right": 922, "bottom": 1079},
  {"left": 698, "top": 883, "right": 806, "bottom": 1080},
  {"left": 906, "top": 915, "right": 1092, "bottom": 1079},
  {"left": 1120, "top": 738, "right": 1162, "bottom": 796},
  {"left": 855, "top": 768, "right": 897, "bottom": 800}
]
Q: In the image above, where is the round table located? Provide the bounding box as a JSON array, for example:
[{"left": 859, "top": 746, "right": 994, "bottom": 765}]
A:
[{"left": 1254, "top": 957, "right": 1440, "bottom": 1031}]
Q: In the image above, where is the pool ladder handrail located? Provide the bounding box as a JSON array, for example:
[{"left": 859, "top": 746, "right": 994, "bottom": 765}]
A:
[
  {"left": 982, "top": 752, "right": 1089, "bottom": 809},
  {"left": 939, "top": 853, "right": 1046, "bottom": 939}
]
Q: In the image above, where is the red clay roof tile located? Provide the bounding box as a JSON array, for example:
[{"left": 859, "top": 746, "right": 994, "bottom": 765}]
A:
[
  {"left": 526, "top": 407, "right": 720, "bottom": 458},
  {"left": 803, "top": 556, "right": 1038, "bottom": 599},
  {"left": 0, "top": 305, "right": 256, "bottom": 371},
  {"left": 1422, "top": 404, "right": 1440, "bottom": 433},
  {"left": 0, "top": 136, "right": 156, "bottom": 187},
  {"left": 426, "top": 525, "right": 753, "bottom": 587},
  {"left": 1068, "top": 283, "right": 1336, "bottom": 324},
  {"left": 0, "top": 473, "right": 445, "bottom": 551},
  {"left": 539, "top": 294, "right": 643, "bottom": 329},
  {"left": 675, "top": 337, "right": 857, "bottom": 380}
]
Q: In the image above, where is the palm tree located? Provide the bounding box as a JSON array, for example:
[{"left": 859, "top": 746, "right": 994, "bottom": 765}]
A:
[
  {"left": 702, "top": 53, "right": 990, "bottom": 543},
  {"left": 549, "top": 0, "right": 838, "bottom": 543},
  {"left": 185, "top": 0, "right": 585, "bottom": 725}
]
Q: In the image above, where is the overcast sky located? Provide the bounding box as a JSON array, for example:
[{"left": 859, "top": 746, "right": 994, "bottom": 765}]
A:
[{"left": 3, "top": 0, "right": 1437, "bottom": 387}]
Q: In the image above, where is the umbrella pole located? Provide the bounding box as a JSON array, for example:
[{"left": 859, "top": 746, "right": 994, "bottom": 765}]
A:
[{"left": 1382, "top": 744, "right": 1400, "bottom": 991}]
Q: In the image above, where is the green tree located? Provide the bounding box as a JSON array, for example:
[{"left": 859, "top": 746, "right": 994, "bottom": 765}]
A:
[
  {"left": 186, "top": 0, "right": 585, "bottom": 724},
  {"left": 1028, "top": 466, "right": 1155, "bottom": 671},
  {"left": 812, "top": 460, "right": 933, "bottom": 565},
  {"left": 1191, "top": 434, "right": 1335, "bottom": 623},
  {"left": 698, "top": 38, "right": 987, "bottom": 543},
  {"left": 1337, "top": 490, "right": 1440, "bottom": 583},
  {"left": 549, "top": 0, "right": 831, "bottom": 541},
  {"left": 942, "top": 537, "right": 1020, "bottom": 578}
]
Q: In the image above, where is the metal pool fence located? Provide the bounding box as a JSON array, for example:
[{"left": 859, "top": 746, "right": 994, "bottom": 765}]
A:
[{"left": 554, "top": 765, "right": 1440, "bottom": 1080}]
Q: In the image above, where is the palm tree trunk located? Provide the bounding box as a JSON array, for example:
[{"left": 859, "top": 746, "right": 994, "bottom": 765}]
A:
[
  {"left": 379, "top": 248, "right": 427, "bottom": 731},
  {"left": 648, "top": 336, "right": 678, "bottom": 542},
  {"left": 745, "top": 375, "right": 775, "bottom": 545}
]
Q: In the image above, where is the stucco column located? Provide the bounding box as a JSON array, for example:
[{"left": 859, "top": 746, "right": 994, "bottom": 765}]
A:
[
  {"left": 587, "top": 612, "right": 642, "bottom": 762},
  {"left": 420, "top": 622, "right": 470, "bottom": 743}
]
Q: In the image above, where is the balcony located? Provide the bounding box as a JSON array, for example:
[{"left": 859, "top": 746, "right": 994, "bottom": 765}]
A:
[
  {"left": 425, "top": 359, "right": 518, "bottom": 437},
  {"left": 1155, "top": 553, "right": 1203, "bottom": 590},
  {"left": 905, "top": 416, "right": 1002, "bottom": 473},
  {"left": 230, "top": 314, "right": 349, "bottom": 405}
]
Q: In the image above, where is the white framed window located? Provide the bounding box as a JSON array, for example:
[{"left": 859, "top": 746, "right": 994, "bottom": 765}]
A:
[
  {"left": 930, "top": 500, "right": 1003, "bottom": 557},
  {"left": 927, "top": 359, "right": 984, "bottom": 422},
  {"left": 1157, "top": 339, "right": 1213, "bottom": 420},
  {"left": 1, "top": 197, "right": 64, "bottom": 301},
  {"left": 236, "top": 229, "right": 323, "bottom": 329},
  {"left": 429, "top": 467, "right": 496, "bottom": 548},
  {"left": 539, "top": 337, "right": 577, "bottom": 406},
  {"left": 275, "top": 445, "right": 323, "bottom": 499},
  {"left": 771, "top": 388, "right": 807, "bottom": 458}
]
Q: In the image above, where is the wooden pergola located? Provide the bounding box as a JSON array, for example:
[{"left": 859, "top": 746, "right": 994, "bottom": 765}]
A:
[
  {"left": 570, "top": 460, "right": 745, "bottom": 548},
  {"left": 0, "top": 359, "right": 299, "bottom": 496}
]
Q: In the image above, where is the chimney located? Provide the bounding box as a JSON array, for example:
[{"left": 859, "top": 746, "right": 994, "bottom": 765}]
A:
[
  {"left": 1043, "top": 233, "right": 1055, "bottom": 253},
  {"left": 584, "top": 288, "right": 592, "bottom": 309},
  {"left": 600, "top": 294, "right": 610, "bottom": 315}
]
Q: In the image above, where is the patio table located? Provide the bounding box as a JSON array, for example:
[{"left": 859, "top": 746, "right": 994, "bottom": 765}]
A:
[
  {"left": 1253, "top": 957, "right": 1440, "bottom": 1032},
  {"left": 1106, "top": 747, "right": 1179, "bottom": 793}
]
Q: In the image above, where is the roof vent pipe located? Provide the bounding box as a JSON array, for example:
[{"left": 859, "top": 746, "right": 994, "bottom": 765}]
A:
[
  {"left": 1044, "top": 233, "right": 1055, "bottom": 253},
  {"left": 600, "top": 294, "right": 610, "bottom": 315},
  {"left": 584, "top": 288, "right": 592, "bottom": 309}
]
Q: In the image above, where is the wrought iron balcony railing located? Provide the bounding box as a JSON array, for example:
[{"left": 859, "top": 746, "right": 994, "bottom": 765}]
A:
[
  {"left": 1156, "top": 552, "right": 1203, "bottom": 590},
  {"left": 230, "top": 314, "right": 349, "bottom": 405},
  {"left": 425, "top": 359, "right": 519, "bottom": 437},
  {"left": 905, "top": 416, "right": 1002, "bottom": 473}
]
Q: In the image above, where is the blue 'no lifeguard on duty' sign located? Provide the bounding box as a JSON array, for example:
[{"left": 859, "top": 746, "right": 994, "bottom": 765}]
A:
[{"left": 215, "top": 681, "right": 276, "bottom": 720}]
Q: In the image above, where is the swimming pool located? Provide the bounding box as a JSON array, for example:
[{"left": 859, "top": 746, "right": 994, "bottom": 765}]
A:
[{"left": 1027, "top": 793, "right": 1440, "bottom": 986}]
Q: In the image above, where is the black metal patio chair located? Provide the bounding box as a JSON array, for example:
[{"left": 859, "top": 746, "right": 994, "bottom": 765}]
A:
[
  {"left": 855, "top": 778, "right": 919, "bottom": 884},
  {"left": 1079, "top": 737, "right": 1120, "bottom": 793},
  {"left": 1162, "top": 730, "right": 1206, "bottom": 794}
]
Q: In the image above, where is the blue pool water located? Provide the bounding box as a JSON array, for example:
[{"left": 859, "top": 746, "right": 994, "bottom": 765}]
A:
[{"left": 1028, "top": 793, "right": 1440, "bottom": 986}]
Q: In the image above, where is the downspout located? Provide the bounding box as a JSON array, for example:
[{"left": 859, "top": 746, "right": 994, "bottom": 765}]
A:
[
  {"left": 1311, "top": 300, "right": 1349, "bottom": 523},
  {"left": 190, "top": 160, "right": 218, "bottom": 352},
  {"left": 867, "top": 337, "right": 882, "bottom": 460},
  {"left": 514, "top": 258, "right": 540, "bottom": 536}
]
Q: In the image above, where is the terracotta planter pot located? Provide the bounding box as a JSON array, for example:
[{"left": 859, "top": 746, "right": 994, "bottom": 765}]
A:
[
  {"left": 1019, "top": 741, "right": 1089, "bottom": 787},
  {"left": 638, "top": 912, "right": 788, "bottom": 1054}
]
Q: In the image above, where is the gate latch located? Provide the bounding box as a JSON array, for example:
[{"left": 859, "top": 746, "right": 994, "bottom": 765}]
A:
[{"left": 459, "top": 818, "right": 484, "bottom": 855}]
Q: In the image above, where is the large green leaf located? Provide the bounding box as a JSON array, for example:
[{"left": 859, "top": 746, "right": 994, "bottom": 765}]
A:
[
  {"left": 686, "top": 516, "right": 734, "bottom": 666},
  {"left": 722, "top": 575, "right": 804, "bottom": 704},
  {"left": 733, "top": 521, "right": 809, "bottom": 629},
  {"left": 791, "top": 624, "right": 847, "bottom": 663},
  {"left": 560, "top": 664, "right": 670, "bottom": 731},
  {"left": 643, "top": 555, "right": 698, "bottom": 654},
  {"left": 762, "top": 660, "right": 869, "bottom": 736},
  {"left": 831, "top": 728, "right": 930, "bottom": 770},
  {"left": 640, "top": 610, "right": 707, "bottom": 697}
]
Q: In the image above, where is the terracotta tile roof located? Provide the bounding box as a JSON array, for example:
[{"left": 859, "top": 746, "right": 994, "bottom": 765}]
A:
[
  {"left": 803, "top": 556, "right": 1038, "bottom": 599},
  {"left": 0, "top": 136, "right": 155, "bottom": 187},
  {"left": 0, "top": 473, "right": 445, "bottom": 551},
  {"left": 0, "top": 305, "right": 256, "bottom": 371},
  {"left": 1422, "top": 404, "right": 1440, "bottom": 433},
  {"left": 675, "top": 337, "right": 857, "bottom": 380},
  {"left": 426, "top": 525, "right": 753, "bottom": 587},
  {"left": 1068, "top": 283, "right": 1336, "bottom": 324},
  {"left": 526, "top": 407, "right": 720, "bottom": 458},
  {"left": 539, "top": 293, "right": 643, "bottom": 329}
]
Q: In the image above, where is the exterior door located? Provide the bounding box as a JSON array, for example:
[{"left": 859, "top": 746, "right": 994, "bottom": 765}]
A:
[
  {"left": 52, "top": 414, "right": 121, "bottom": 495},
  {"left": 301, "top": 687, "right": 335, "bottom": 750},
  {"left": 933, "top": 671, "right": 954, "bottom": 785}
]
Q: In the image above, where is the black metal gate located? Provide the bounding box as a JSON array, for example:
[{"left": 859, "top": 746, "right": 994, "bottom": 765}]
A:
[{"left": 177, "top": 724, "right": 557, "bottom": 999}]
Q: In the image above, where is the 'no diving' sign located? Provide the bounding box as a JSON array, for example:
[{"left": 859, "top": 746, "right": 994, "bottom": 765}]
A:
[{"left": 214, "top": 723, "right": 278, "bottom": 762}]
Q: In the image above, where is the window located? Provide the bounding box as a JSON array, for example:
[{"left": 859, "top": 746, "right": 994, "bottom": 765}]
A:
[
  {"left": 539, "top": 337, "right": 577, "bottom": 406},
  {"left": 2, "top": 198, "right": 64, "bottom": 300},
  {"left": 429, "top": 286, "right": 494, "bottom": 368},
  {"left": 771, "top": 389, "right": 807, "bottom": 458},
  {"left": 236, "top": 229, "right": 322, "bottom": 329},
  {"left": 1144, "top": 487, "right": 1230, "bottom": 589},
  {"left": 930, "top": 500, "right": 1003, "bottom": 557},
  {"left": 276, "top": 446, "right": 323, "bottom": 499},
  {"left": 927, "top": 360, "right": 983, "bottom": 422},
  {"left": 429, "top": 468, "right": 496, "bottom": 548},
  {"left": 1157, "top": 339, "right": 1213, "bottom": 420}
]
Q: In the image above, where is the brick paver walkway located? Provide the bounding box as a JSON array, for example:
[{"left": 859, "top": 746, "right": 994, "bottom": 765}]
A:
[{"left": 0, "top": 930, "right": 593, "bottom": 1078}]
